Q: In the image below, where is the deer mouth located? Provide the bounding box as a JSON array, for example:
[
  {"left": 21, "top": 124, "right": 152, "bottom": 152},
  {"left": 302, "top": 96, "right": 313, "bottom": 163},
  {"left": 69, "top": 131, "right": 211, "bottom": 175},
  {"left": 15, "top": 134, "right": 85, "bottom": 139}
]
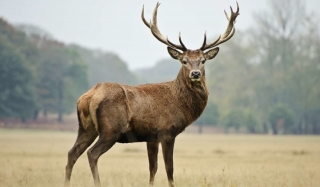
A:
[
  {"left": 190, "top": 74, "right": 201, "bottom": 81},
  {"left": 191, "top": 78, "right": 201, "bottom": 82}
]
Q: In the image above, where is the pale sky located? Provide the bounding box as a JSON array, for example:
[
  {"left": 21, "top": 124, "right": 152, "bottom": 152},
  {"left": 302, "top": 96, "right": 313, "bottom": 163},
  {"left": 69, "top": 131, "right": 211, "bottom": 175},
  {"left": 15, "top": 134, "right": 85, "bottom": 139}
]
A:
[{"left": 1, "top": 0, "right": 319, "bottom": 70}]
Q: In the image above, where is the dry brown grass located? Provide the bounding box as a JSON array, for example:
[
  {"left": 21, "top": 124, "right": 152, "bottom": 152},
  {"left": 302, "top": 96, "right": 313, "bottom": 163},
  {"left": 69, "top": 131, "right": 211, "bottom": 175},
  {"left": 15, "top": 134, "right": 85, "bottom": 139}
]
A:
[{"left": 0, "top": 128, "right": 319, "bottom": 187}]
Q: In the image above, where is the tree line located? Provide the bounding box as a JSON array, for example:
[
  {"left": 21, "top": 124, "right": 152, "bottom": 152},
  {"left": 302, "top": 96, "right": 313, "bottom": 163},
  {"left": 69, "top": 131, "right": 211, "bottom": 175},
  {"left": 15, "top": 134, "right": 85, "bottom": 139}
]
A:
[
  {"left": 136, "top": 0, "right": 320, "bottom": 135},
  {"left": 0, "top": 0, "right": 319, "bottom": 134},
  {"left": 0, "top": 18, "right": 137, "bottom": 123},
  {"left": 203, "top": 0, "right": 320, "bottom": 134}
]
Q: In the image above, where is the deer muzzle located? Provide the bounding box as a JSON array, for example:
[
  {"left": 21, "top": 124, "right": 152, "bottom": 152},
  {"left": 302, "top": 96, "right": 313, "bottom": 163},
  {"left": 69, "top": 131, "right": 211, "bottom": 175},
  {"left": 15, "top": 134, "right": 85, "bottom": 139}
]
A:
[{"left": 190, "top": 70, "right": 202, "bottom": 81}]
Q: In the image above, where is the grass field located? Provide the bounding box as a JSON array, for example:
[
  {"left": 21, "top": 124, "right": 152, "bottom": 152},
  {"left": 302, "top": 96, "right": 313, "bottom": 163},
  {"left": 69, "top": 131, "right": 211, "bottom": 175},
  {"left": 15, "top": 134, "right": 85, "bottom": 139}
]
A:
[{"left": 0, "top": 128, "right": 319, "bottom": 187}]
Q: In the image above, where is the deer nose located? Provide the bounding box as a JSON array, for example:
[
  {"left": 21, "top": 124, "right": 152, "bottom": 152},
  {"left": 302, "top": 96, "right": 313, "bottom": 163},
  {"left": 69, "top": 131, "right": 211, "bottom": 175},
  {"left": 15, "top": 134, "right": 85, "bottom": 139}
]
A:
[{"left": 191, "top": 70, "right": 201, "bottom": 79}]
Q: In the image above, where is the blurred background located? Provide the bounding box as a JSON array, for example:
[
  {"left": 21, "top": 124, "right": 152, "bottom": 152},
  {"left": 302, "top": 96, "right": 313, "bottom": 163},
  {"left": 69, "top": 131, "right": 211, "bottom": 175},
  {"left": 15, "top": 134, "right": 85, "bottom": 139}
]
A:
[{"left": 0, "top": 0, "right": 319, "bottom": 135}]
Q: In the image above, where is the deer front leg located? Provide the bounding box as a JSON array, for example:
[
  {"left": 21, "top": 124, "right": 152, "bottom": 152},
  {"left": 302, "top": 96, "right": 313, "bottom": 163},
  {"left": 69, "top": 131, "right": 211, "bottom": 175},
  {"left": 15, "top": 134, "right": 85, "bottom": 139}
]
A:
[
  {"left": 147, "top": 141, "right": 159, "bottom": 187},
  {"left": 161, "top": 138, "right": 175, "bottom": 187}
]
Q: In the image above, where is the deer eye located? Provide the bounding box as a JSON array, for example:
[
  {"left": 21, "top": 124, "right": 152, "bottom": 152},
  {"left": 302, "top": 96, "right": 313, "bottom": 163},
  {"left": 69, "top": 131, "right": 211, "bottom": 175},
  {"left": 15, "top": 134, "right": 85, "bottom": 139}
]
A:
[
  {"left": 201, "top": 60, "right": 206, "bottom": 64},
  {"left": 182, "top": 60, "right": 187, "bottom": 65}
]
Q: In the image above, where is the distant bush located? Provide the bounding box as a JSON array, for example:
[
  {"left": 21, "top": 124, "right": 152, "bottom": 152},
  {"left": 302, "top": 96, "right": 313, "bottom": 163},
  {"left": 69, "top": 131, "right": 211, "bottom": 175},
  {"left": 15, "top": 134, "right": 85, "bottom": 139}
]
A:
[{"left": 268, "top": 104, "right": 294, "bottom": 134}]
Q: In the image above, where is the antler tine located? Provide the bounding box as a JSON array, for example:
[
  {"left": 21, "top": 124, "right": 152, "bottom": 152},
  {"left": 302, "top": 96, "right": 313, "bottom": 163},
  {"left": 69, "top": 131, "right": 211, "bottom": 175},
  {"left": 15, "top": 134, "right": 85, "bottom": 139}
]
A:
[
  {"left": 200, "top": 1, "right": 239, "bottom": 51},
  {"left": 201, "top": 32, "right": 222, "bottom": 50},
  {"left": 224, "top": 10, "right": 229, "bottom": 20},
  {"left": 142, "top": 3, "right": 187, "bottom": 51},
  {"left": 201, "top": 31, "right": 207, "bottom": 50},
  {"left": 236, "top": 1, "right": 240, "bottom": 15},
  {"left": 141, "top": 5, "right": 151, "bottom": 28},
  {"left": 230, "top": 6, "right": 234, "bottom": 16},
  {"left": 178, "top": 33, "right": 187, "bottom": 50}
]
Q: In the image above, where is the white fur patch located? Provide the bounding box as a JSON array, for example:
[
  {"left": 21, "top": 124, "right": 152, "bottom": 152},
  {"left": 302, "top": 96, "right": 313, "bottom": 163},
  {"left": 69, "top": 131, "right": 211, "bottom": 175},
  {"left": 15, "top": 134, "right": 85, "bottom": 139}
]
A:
[{"left": 191, "top": 78, "right": 201, "bottom": 82}]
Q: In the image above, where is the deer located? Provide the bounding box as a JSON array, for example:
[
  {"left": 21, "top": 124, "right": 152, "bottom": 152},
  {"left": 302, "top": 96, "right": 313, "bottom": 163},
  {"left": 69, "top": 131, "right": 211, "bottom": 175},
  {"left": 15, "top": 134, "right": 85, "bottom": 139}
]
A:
[{"left": 64, "top": 2, "right": 239, "bottom": 187}]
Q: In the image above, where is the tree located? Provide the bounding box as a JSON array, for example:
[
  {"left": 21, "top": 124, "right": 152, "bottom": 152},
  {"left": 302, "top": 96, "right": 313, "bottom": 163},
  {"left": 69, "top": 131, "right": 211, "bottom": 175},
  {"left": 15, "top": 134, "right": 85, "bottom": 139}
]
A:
[
  {"left": 251, "top": 0, "right": 306, "bottom": 116},
  {"left": 206, "top": 31, "right": 258, "bottom": 119},
  {"left": 34, "top": 38, "right": 88, "bottom": 122},
  {"left": 290, "top": 15, "right": 320, "bottom": 134},
  {"left": 268, "top": 104, "right": 294, "bottom": 134},
  {"left": 70, "top": 45, "right": 138, "bottom": 87},
  {"left": 221, "top": 110, "right": 245, "bottom": 133},
  {"left": 195, "top": 101, "right": 219, "bottom": 134},
  {"left": 250, "top": 0, "right": 320, "bottom": 134},
  {"left": 243, "top": 110, "right": 258, "bottom": 134},
  {"left": 0, "top": 35, "right": 36, "bottom": 122}
]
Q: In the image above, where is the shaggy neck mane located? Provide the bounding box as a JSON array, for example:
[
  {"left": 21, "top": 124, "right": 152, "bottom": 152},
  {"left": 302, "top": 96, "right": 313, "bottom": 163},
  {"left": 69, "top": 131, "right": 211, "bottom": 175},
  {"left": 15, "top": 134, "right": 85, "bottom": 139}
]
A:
[{"left": 173, "top": 67, "right": 209, "bottom": 123}]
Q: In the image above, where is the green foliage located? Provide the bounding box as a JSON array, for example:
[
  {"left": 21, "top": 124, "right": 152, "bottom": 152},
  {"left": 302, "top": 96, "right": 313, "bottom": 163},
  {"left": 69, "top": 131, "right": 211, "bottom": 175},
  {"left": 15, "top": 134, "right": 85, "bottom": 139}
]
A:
[
  {"left": 70, "top": 45, "right": 138, "bottom": 87},
  {"left": 1, "top": 0, "right": 319, "bottom": 133},
  {"left": 0, "top": 19, "right": 89, "bottom": 122},
  {"left": 206, "top": 31, "right": 257, "bottom": 117},
  {"left": 243, "top": 110, "right": 258, "bottom": 133},
  {"left": 222, "top": 110, "right": 244, "bottom": 132},
  {"left": 34, "top": 39, "right": 88, "bottom": 121},
  {"left": 205, "top": 0, "right": 320, "bottom": 134},
  {"left": 0, "top": 34, "right": 36, "bottom": 120},
  {"left": 0, "top": 19, "right": 139, "bottom": 122},
  {"left": 195, "top": 101, "right": 219, "bottom": 125},
  {"left": 220, "top": 110, "right": 258, "bottom": 133},
  {"left": 268, "top": 105, "right": 294, "bottom": 134},
  {"left": 250, "top": 0, "right": 320, "bottom": 134}
]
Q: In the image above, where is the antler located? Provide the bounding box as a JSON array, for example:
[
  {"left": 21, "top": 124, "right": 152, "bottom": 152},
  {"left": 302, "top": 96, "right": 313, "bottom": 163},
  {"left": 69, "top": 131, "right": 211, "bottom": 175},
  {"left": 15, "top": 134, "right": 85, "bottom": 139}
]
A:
[
  {"left": 200, "top": 2, "right": 240, "bottom": 51},
  {"left": 142, "top": 3, "right": 187, "bottom": 51}
]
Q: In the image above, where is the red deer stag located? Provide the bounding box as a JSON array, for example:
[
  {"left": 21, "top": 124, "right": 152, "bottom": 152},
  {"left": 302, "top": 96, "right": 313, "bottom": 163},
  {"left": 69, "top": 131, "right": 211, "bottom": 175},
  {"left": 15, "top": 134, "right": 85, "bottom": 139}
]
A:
[{"left": 64, "top": 2, "right": 239, "bottom": 187}]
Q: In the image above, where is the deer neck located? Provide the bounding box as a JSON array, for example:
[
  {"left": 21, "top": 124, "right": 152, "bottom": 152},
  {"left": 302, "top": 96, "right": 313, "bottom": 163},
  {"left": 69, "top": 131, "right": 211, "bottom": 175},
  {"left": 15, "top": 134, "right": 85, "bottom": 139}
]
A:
[{"left": 173, "top": 67, "right": 209, "bottom": 122}]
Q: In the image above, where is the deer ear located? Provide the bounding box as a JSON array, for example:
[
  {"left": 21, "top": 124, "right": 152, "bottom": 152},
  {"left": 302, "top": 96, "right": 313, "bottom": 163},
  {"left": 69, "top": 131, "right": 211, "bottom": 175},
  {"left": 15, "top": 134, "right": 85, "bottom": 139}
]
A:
[
  {"left": 167, "top": 47, "right": 182, "bottom": 60},
  {"left": 204, "top": 47, "right": 219, "bottom": 60}
]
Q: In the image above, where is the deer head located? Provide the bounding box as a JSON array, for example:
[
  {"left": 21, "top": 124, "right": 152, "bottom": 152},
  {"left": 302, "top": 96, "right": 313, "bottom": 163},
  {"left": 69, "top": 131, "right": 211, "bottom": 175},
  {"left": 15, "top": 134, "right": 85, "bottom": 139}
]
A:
[{"left": 142, "top": 2, "right": 239, "bottom": 82}]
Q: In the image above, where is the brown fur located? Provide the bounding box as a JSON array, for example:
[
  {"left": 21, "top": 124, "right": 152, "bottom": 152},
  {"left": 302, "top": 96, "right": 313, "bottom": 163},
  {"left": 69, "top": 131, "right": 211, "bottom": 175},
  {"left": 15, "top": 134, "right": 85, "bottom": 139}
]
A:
[
  {"left": 83, "top": 66, "right": 208, "bottom": 141},
  {"left": 64, "top": 52, "right": 213, "bottom": 187}
]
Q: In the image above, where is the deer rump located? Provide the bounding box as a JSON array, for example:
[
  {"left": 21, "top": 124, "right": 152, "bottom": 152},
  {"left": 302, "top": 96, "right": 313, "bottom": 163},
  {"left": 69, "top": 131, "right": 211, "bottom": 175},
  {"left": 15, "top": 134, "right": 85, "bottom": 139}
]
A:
[{"left": 77, "top": 82, "right": 199, "bottom": 144}]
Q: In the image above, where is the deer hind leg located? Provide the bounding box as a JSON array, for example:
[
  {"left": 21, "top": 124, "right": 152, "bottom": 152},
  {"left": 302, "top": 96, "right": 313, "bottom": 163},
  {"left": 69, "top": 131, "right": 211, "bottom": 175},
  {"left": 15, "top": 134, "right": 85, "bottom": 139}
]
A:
[
  {"left": 161, "top": 138, "right": 176, "bottom": 187},
  {"left": 87, "top": 110, "right": 122, "bottom": 187},
  {"left": 87, "top": 91, "right": 128, "bottom": 187},
  {"left": 147, "top": 141, "right": 159, "bottom": 187},
  {"left": 64, "top": 127, "right": 98, "bottom": 187},
  {"left": 87, "top": 132, "right": 118, "bottom": 187}
]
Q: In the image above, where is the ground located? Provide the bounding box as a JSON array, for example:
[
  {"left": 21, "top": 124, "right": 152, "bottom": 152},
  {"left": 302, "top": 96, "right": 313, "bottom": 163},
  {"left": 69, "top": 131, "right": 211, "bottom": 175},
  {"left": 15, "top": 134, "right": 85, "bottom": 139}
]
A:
[{"left": 0, "top": 128, "right": 319, "bottom": 187}]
